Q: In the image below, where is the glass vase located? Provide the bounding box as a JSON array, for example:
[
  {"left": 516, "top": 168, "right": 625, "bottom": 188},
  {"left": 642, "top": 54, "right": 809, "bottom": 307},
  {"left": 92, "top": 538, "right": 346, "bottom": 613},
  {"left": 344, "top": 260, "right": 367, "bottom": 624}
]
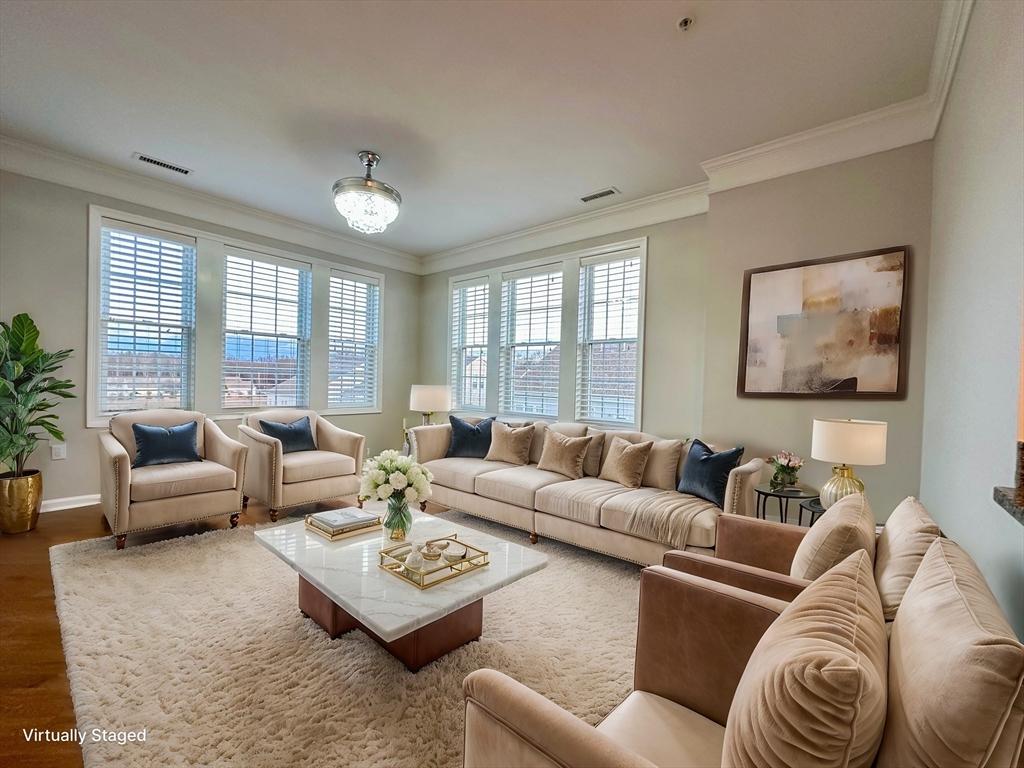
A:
[
  {"left": 384, "top": 495, "right": 413, "bottom": 541},
  {"left": 770, "top": 468, "right": 798, "bottom": 490}
]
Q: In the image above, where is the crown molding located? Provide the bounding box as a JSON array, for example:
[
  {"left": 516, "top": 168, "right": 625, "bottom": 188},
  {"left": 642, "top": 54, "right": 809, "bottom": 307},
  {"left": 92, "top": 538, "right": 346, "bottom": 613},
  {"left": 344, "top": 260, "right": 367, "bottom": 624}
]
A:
[
  {"left": 0, "top": 136, "right": 422, "bottom": 274},
  {"left": 420, "top": 182, "right": 709, "bottom": 275},
  {"left": 701, "top": 0, "right": 972, "bottom": 194}
]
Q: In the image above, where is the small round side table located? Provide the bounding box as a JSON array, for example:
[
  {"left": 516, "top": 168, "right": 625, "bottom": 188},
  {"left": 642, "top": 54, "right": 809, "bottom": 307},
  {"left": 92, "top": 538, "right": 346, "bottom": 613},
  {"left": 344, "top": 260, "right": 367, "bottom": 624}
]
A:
[
  {"left": 754, "top": 484, "right": 819, "bottom": 525},
  {"left": 799, "top": 497, "right": 827, "bottom": 527}
]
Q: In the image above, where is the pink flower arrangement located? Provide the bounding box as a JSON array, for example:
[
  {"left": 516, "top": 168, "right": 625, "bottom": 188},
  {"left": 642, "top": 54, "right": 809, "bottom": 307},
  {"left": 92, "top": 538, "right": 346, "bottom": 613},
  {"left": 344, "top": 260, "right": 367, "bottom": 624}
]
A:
[{"left": 767, "top": 451, "right": 804, "bottom": 470}]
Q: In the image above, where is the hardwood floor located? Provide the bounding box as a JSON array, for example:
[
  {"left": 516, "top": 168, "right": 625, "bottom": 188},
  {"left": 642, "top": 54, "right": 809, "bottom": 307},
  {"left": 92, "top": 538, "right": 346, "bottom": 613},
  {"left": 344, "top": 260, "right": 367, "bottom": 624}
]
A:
[{"left": 0, "top": 499, "right": 318, "bottom": 767}]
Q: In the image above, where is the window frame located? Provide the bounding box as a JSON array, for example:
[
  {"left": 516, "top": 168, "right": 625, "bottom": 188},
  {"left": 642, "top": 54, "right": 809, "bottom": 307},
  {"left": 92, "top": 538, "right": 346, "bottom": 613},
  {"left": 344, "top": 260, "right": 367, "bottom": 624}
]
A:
[
  {"left": 323, "top": 266, "right": 384, "bottom": 414},
  {"left": 449, "top": 276, "right": 491, "bottom": 412}
]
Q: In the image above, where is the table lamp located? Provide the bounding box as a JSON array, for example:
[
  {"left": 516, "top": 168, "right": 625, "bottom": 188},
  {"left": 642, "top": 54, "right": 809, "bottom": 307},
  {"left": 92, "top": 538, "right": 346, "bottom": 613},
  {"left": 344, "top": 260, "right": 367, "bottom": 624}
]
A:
[
  {"left": 410, "top": 385, "right": 451, "bottom": 426},
  {"left": 811, "top": 418, "right": 887, "bottom": 509}
]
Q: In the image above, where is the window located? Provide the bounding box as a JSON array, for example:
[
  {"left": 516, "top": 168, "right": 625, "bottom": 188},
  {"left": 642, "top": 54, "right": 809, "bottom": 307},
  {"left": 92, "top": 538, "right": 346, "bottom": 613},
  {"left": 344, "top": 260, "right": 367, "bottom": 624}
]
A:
[
  {"left": 576, "top": 253, "right": 642, "bottom": 424},
  {"left": 328, "top": 270, "right": 380, "bottom": 410},
  {"left": 450, "top": 278, "right": 489, "bottom": 410},
  {"left": 499, "top": 267, "right": 562, "bottom": 417},
  {"left": 222, "top": 251, "right": 312, "bottom": 408},
  {"left": 96, "top": 221, "right": 197, "bottom": 415}
]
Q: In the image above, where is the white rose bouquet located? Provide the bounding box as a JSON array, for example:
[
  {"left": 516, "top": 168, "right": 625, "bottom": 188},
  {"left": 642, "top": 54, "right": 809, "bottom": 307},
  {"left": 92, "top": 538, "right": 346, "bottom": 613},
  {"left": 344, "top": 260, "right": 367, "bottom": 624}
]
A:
[{"left": 359, "top": 450, "right": 433, "bottom": 539}]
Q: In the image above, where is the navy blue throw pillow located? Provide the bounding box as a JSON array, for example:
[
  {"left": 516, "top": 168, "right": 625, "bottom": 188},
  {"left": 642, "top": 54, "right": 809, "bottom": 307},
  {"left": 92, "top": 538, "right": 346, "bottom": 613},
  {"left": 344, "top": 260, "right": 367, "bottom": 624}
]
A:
[
  {"left": 445, "top": 415, "right": 495, "bottom": 459},
  {"left": 132, "top": 421, "right": 202, "bottom": 468},
  {"left": 259, "top": 416, "right": 317, "bottom": 453},
  {"left": 677, "top": 439, "right": 744, "bottom": 509}
]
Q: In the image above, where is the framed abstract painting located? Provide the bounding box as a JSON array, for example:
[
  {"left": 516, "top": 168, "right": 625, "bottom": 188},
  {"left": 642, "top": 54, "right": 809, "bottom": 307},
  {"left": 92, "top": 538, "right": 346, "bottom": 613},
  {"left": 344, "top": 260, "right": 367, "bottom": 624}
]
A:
[{"left": 737, "top": 246, "right": 910, "bottom": 399}]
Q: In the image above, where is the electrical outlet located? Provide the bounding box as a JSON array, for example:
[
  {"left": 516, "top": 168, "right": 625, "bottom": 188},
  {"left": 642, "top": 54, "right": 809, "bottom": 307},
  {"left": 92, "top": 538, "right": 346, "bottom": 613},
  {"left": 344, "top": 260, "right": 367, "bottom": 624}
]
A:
[{"left": 51, "top": 443, "right": 67, "bottom": 460}]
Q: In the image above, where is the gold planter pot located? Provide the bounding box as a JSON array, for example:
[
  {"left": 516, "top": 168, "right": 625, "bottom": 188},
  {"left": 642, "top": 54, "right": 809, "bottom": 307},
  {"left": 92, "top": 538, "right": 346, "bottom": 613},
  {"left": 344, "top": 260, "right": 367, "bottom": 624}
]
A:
[{"left": 1, "top": 470, "right": 43, "bottom": 534}]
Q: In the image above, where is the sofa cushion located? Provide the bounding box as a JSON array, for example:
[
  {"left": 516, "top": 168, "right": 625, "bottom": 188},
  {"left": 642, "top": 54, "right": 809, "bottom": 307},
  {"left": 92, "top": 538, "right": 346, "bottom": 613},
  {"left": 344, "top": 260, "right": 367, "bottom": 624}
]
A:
[
  {"left": 446, "top": 415, "right": 495, "bottom": 459},
  {"left": 600, "top": 488, "right": 721, "bottom": 549},
  {"left": 527, "top": 421, "right": 551, "bottom": 465},
  {"left": 642, "top": 440, "right": 684, "bottom": 490},
  {"left": 596, "top": 690, "right": 725, "bottom": 768},
  {"left": 131, "top": 421, "right": 202, "bottom": 468},
  {"left": 535, "top": 478, "right": 632, "bottom": 527},
  {"left": 422, "top": 457, "right": 518, "bottom": 494},
  {"left": 281, "top": 450, "right": 356, "bottom": 484},
  {"left": 485, "top": 421, "right": 534, "bottom": 466},
  {"left": 724, "top": 550, "right": 888, "bottom": 768},
  {"left": 599, "top": 436, "right": 653, "bottom": 488},
  {"left": 258, "top": 415, "right": 317, "bottom": 454},
  {"left": 475, "top": 465, "right": 570, "bottom": 509},
  {"left": 876, "top": 539, "right": 1024, "bottom": 768},
  {"left": 110, "top": 409, "right": 207, "bottom": 463},
  {"left": 676, "top": 439, "right": 743, "bottom": 509},
  {"left": 130, "top": 460, "right": 236, "bottom": 502},
  {"left": 537, "top": 430, "right": 593, "bottom": 480},
  {"left": 874, "top": 496, "right": 941, "bottom": 620},
  {"left": 790, "top": 492, "right": 876, "bottom": 580},
  {"left": 583, "top": 428, "right": 607, "bottom": 477}
]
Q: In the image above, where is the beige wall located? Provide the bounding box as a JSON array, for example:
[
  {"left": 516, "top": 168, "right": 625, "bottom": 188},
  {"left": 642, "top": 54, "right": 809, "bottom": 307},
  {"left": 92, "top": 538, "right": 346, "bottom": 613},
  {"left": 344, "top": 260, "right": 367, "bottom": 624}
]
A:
[
  {"left": 418, "top": 215, "right": 710, "bottom": 440},
  {"left": 0, "top": 171, "right": 421, "bottom": 501},
  {"left": 701, "top": 143, "right": 934, "bottom": 518},
  {"left": 920, "top": 0, "right": 1024, "bottom": 639}
]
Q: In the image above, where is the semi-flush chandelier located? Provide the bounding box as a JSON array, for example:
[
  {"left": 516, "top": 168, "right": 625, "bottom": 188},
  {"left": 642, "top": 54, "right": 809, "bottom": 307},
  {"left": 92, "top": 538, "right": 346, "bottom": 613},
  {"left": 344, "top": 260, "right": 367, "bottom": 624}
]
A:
[{"left": 332, "top": 150, "right": 402, "bottom": 234}]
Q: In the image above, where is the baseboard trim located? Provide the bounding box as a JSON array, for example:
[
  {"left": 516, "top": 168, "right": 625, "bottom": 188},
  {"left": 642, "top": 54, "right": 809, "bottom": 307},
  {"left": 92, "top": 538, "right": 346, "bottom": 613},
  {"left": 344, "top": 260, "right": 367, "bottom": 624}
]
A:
[{"left": 41, "top": 494, "right": 101, "bottom": 513}]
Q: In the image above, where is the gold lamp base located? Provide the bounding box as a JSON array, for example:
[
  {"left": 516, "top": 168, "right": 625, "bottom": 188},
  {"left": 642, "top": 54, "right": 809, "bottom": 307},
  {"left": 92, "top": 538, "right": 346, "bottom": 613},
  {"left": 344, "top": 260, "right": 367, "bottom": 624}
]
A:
[{"left": 819, "top": 465, "right": 865, "bottom": 509}]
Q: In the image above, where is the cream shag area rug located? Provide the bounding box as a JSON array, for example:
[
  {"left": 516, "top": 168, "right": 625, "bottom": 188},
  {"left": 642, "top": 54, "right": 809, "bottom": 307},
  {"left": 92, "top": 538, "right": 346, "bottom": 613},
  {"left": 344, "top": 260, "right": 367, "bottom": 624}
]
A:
[{"left": 50, "top": 511, "right": 642, "bottom": 767}]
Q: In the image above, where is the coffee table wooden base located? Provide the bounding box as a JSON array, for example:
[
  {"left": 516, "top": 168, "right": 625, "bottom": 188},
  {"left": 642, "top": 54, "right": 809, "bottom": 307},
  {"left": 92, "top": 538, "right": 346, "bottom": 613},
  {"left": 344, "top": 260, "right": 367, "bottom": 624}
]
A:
[{"left": 298, "top": 576, "right": 483, "bottom": 672}]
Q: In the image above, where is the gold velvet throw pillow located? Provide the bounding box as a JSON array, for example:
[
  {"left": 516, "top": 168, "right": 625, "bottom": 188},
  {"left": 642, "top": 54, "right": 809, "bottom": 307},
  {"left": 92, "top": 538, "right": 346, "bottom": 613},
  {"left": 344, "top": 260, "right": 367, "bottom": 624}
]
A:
[
  {"left": 598, "top": 436, "right": 654, "bottom": 489},
  {"left": 537, "top": 429, "right": 593, "bottom": 480},
  {"left": 484, "top": 421, "right": 535, "bottom": 466}
]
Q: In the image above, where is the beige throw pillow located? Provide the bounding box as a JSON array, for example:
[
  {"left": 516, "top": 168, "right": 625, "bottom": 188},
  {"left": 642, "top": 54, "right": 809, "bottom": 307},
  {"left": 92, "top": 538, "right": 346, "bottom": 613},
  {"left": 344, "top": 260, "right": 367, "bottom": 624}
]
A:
[
  {"left": 873, "top": 496, "right": 941, "bottom": 620},
  {"left": 536, "top": 429, "right": 593, "bottom": 480},
  {"left": 876, "top": 539, "right": 1024, "bottom": 768},
  {"left": 598, "top": 436, "right": 654, "bottom": 489},
  {"left": 583, "top": 428, "right": 607, "bottom": 476},
  {"left": 642, "top": 440, "right": 683, "bottom": 490},
  {"left": 484, "top": 421, "right": 535, "bottom": 465},
  {"left": 790, "top": 492, "right": 877, "bottom": 581},
  {"left": 724, "top": 549, "right": 889, "bottom": 768}
]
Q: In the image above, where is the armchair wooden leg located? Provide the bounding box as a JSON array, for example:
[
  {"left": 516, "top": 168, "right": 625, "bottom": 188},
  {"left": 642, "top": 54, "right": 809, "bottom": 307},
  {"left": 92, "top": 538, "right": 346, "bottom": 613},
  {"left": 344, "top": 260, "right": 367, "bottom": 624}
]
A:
[
  {"left": 230, "top": 513, "right": 240, "bottom": 528},
  {"left": 529, "top": 533, "right": 539, "bottom": 544},
  {"left": 115, "top": 534, "right": 127, "bottom": 550},
  {"left": 269, "top": 509, "right": 278, "bottom": 523},
  {"left": 242, "top": 495, "right": 249, "bottom": 508}
]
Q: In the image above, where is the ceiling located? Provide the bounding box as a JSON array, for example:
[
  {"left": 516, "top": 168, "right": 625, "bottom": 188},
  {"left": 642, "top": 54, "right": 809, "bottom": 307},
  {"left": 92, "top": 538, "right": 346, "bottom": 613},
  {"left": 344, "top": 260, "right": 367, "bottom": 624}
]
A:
[{"left": 0, "top": 0, "right": 943, "bottom": 258}]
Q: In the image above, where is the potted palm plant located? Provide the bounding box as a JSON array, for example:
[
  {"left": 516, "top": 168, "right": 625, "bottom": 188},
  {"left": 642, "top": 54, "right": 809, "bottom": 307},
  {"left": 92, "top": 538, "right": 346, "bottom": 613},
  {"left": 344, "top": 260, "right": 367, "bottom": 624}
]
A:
[{"left": 0, "top": 314, "right": 75, "bottom": 533}]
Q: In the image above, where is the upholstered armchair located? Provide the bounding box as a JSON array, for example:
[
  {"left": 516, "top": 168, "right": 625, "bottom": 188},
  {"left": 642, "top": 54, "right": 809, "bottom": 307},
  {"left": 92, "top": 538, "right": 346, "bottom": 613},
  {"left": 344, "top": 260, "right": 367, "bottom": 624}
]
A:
[
  {"left": 237, "top": 409, "right": 365, "bottom": 522},
  {"left": 98, "top": 409, "right": 248, "bottom": 550}
]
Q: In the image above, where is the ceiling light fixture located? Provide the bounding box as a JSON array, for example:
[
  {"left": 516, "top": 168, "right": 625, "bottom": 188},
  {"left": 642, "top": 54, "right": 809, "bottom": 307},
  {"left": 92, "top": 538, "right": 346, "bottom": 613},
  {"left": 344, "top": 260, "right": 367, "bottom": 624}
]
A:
[{"left": 332, "top": 150, "right": 402, "bottom": 234}]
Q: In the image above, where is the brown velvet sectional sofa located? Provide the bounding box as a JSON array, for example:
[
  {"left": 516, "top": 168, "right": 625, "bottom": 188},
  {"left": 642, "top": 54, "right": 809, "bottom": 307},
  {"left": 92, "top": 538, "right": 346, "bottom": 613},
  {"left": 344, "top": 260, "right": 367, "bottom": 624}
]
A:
[{"left": 408, "top": 418, "right": 764, "bottom": 564}]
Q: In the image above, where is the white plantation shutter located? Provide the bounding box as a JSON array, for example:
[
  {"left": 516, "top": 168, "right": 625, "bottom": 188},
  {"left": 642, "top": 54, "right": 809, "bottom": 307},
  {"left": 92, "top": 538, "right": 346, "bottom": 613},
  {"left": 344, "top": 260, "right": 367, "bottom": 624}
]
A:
[
  {"left": 576, "top": 252, "right": 641, "bottom": 425},
  {"left": 97, "top": 221, "right": 197, "bottom": 415},
  {"left": 450, "top": 278, "right": 489, "bottom": 410},
  {"left": 499, "top": 266, "right": 562, "bottom": 417},
  {"left": 222, "top": 251, "right": 312, "bottom": 409},
  {"left": 328, "top": 271, "right": 380, "bottom": 409}
]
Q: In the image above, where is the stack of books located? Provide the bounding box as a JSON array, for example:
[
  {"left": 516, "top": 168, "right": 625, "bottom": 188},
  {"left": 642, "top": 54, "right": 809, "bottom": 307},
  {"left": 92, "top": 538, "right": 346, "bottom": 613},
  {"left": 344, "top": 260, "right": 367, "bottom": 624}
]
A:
[{"left": 304, "top": 508, "right": 382, "bottom": 541}]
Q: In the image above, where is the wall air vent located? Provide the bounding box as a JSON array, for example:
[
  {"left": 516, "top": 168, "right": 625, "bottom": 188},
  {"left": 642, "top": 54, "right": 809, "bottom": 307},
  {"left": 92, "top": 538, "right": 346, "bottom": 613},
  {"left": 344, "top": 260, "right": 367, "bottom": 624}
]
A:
[
  {"left": 132, "top": 153, "right": 193, "bottom": 176},
  {"left": 580, "top": 187, "right": 619, "bottom": 203}
]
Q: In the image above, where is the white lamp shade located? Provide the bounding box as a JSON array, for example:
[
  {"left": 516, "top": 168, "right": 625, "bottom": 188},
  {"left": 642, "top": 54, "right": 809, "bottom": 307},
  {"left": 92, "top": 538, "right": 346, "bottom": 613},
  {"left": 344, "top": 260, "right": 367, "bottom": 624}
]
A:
[
  {"left": 410, "top": 385, "right": 451, "bottom": 413},
  {"left": 811, "top": 419, "right": 887, "bottom": 466}
]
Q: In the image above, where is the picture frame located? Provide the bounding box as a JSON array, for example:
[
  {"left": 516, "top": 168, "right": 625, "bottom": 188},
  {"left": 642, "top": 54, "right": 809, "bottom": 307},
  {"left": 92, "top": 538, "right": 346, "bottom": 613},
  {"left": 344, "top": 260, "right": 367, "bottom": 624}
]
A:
[{"left": 737, "top": 246, "right": 910, "bottom": 399}]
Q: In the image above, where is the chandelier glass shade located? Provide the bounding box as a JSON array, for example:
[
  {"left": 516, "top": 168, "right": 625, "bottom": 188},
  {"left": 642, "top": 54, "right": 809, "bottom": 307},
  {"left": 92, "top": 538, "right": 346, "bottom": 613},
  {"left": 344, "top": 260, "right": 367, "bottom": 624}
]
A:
[{"left": 332, "top": 151, "right": 402, "bottom": 234}]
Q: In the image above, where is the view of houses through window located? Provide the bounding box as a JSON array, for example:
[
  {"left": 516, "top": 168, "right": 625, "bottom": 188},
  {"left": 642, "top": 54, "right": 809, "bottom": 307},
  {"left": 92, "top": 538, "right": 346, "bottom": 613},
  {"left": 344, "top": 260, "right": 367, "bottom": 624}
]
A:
[
  {"left": 499, "top": 268, "right": 563, "bottom": 417},
  {"left": 451, "top": 279, "right": 489, "bottom": 410},
  {"left": 328, "top": 271, "right": 380, "bottom": 410}
]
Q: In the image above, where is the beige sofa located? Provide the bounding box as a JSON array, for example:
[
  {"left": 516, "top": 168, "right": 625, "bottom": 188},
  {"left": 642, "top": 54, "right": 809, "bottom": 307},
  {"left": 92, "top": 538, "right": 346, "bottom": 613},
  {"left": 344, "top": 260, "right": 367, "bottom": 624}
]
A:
[
  {"left": 463, "top": 535, "right": 1024, "bottom": 767},
  {"left": 98, "top": 409, "right": 248, "bottom": 549},
  {"left": 408, "top": 419, "right": 764, "bottom": 564},
  {"left": 237, "top": 409, "right": 365, "bottom": 522}
]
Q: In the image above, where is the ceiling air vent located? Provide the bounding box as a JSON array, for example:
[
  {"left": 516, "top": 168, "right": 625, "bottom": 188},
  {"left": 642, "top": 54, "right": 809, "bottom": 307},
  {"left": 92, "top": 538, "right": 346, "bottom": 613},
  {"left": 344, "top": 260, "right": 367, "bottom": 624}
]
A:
[
  {"left": 580, "top": 187, "right": 619, "bottom": 203},
  {"left": 132, "top": 153, "right": 193, "bottom": 176}
]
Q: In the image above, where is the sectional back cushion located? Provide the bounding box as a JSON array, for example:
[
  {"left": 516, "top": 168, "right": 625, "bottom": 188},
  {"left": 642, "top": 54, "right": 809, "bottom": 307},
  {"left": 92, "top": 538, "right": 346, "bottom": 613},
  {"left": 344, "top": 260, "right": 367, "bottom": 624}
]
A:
[
  {"left": 131, "top": 421, "right": 202, "bottom": 468},
  {"left": 594, "top": 430, "right": 682, "bottom": 489},
  {"left": 259, "top": 415, "right": 318, "bottom": 454},
  {"left": 790, "top": 493, "right": 876, "bottom": 581},
  {"left": 876, "top": 539, "right": 1024, "bottom": 768},
  {"left": 724, "top": 549, "right": 888, "bottom": 768},
  {"left": 446, "top": 415, "right": 494, "bottom": 459},
  {"left": 873, "top": 496, "right": 941, "bottom": 620},
  {"left": 676, "top": 440, "right": 743, "bottom": 509},
  {"left": 536, "top": 429, "right": 593, "bottom": 480},
  {"left": 485, "top": 422, "right": 534, "bottom": 465},
  {"left": 598, "top": 436, "right": 654, "bottom": 488}
]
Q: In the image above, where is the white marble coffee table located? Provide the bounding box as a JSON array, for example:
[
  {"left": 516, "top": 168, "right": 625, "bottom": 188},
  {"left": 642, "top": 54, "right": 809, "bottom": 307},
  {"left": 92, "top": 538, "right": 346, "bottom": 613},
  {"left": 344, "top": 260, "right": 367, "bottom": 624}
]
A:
[{"left": 255, "top": 508, "right": 547, "bottom": 671}]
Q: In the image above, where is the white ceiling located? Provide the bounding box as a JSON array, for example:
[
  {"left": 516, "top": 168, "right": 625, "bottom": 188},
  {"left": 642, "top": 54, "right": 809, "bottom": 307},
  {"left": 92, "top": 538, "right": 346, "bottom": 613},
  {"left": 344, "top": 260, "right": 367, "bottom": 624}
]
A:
[{"left": 0, "top": 0, "right": 942, "bottom": 258}]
